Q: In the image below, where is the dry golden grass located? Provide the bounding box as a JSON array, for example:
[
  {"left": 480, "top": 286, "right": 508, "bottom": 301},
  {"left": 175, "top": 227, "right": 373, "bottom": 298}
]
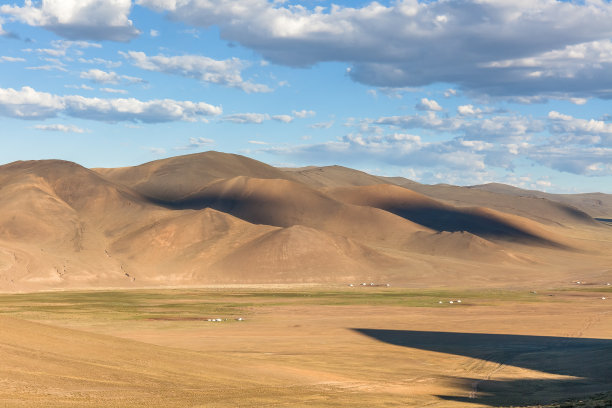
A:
[{"left": 1, "top": 286, "right": 611, "bottom": 407}]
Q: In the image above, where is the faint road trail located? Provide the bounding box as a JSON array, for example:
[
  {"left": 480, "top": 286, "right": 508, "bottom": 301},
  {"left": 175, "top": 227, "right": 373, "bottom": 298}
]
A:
[
  {"left": 470, "top": 307, "right": 611, "bottom": 400},
  {"left": 469, "top": 360, "right": 506, "bottom": 399}
]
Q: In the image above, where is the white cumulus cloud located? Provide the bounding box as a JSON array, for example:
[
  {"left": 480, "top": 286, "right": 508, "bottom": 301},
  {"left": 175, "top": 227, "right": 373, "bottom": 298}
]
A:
[
  {"left": 375, "top": 112, "right": 543, "bottom": 143},
  {"left": 135, "top": 0, "right": 612, "bottom": 100},
  {"left": 529, "top": 145, "right": 612, "bottom": 176},
  {"left": 0, "top": 86, "right": 64, "bottom": 119},
  {"left": 1, "top": 0, "right": 139, "bottom": 41},
  {"left": 416, "top": 98, "right": 442, "bottom": 112},
  {"left": 80, "top": 69, "right": 121, "bottom": 84},
  {"left": 78, "top": 57, "right": 122, "bottom": 69},
  {"left": 100, "top": 87, "right": 128, "bottom": 94},
  {"left": 457, "top": 104, "right": 482, "bottom": 116},
  {"left": 222, "top": 112, "right": 270, "bottom": 124},
  {"left": 548, "top": 111, "right": 612, "bottom": 145},
  {"left": 271, "top": 114, "right": 293, "bottom": 123},
  {"left": 34, "top": 123, "right": 87, "bottom": 133},
  {"left": 0, "top": 86, "right": 221, "bottom": 123},
  {"left": 0, "top": 56, "right": 25, "bottom": 62},
  {"left": 174, "top": 137, "right": 215, "bottom": 150},
  {"left": 292, "top": 109, "right": 315, "bottom": 118},
  {"left": 121, "top": 51, "right": 271, "bottom": 93},
  {"left": 80, "top": 69, "right": 144, "bottom": 85},
  {"left": 310, "top": 120, "right": 334, "bottom": 129}
]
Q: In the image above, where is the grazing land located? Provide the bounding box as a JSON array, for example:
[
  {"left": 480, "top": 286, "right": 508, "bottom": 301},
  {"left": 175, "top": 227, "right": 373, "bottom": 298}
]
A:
[{"left": 1, "top": 286, "right": 611, "bottom": 407}]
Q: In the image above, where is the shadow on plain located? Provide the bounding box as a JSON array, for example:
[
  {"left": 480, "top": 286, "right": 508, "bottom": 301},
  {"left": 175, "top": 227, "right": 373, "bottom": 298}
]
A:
[{"left": 352, "top": 329, "right": 612, "bottom": 406}]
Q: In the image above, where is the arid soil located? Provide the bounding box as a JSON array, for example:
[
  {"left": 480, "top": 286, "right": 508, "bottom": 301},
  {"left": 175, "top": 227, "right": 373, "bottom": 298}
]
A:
[
  {"left": 0, "top": 287, "right": 611, "bottom": 407},
  {"left": 0, "top": 151, "right": 611, "bottom": 291}
]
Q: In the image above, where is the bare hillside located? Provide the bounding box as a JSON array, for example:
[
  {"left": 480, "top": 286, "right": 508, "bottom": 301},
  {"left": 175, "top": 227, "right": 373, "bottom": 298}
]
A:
[{"left": 0, "top": 151, "right": 609, "bottom": 291}]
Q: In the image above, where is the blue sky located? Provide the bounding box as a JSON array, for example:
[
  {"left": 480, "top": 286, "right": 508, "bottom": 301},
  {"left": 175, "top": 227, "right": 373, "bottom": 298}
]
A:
[{"left": 1, "top": 0, "right": 611, "bottom": 193}]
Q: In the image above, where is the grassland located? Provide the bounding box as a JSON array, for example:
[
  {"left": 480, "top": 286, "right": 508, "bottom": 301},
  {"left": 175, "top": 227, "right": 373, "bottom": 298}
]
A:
[
  {"left": 0, "top": 286, "right": 610, "bottom": 407},
  {"left": 0, "top": 286, "right": 555, "bottom": 323}
]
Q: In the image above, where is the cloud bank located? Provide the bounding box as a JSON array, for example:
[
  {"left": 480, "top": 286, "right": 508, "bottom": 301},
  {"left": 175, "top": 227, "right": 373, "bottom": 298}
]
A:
[
  {"left": 137, "top": 0, "right": 612, "bottom": 99},
  {"left": 0, "top": 86, "right": 221, "bottom": 123},
  {"left": 267, "top": 107, "right": 612, "bottom": 177}
]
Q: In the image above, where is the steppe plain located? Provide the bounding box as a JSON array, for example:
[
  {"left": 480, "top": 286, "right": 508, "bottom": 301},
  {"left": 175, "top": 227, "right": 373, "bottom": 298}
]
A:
[{"left": 0, "top": 151, "right": 611, "bottom": 407}]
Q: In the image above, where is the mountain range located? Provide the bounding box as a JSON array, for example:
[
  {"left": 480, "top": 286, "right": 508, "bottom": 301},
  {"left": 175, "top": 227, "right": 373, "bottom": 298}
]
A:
[{"left": 1, "top": 151, "right": 610, "bottom": 291}]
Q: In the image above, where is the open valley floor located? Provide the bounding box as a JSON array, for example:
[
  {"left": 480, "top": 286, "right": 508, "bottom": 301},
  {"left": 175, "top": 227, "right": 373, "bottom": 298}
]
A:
[{"left": 1, "top": 286, "right": 611, "bottom": 407}]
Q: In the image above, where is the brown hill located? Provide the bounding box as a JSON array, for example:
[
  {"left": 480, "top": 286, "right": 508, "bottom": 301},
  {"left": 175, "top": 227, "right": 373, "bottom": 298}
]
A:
[
  {"left": 0, "top": 165, "right": 80, "bottom": 245},
  {"left": 282, "top": 165, "right": 389, "bottom": 188},
  {"left": 0, "top": 151, "right": 609, "bottom": 291},
  {"left": 0, "top": 160, "right": 165, "bottom": 233},
  {"left": 109, "top": 208, "right": 276, "bottom": 284},
  {"left": 0, "top": 160, "right": 173, "bottom": 290},
  {"left": 0, "top": 158, "right": 416, "bottom": 290},
  {"left": 472, "top": 182, "right": 612, "bottom": 219},
  {"left": 95, "top": 151, "right": 294, "bottom": 202},
  {"left": 379, "top": 175, "right": 422, "bottom": 189},
  {"left": 325, "top": 184, "right": 569, "bottom": 248},
  {"left": 279, "top": 166, "right": 600, "bottom": 227},
  {"left": 210, "top": 225, "right": 400, "bottom": 283},
  {"left": 405, "top": 231, "right": 530, "bottom": 263},
  {"left": 172, "top": 175, "right": 430, "bottom": 247},
  {"left": 398, "top": 183, "right": 598, "bottom": 227}
]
